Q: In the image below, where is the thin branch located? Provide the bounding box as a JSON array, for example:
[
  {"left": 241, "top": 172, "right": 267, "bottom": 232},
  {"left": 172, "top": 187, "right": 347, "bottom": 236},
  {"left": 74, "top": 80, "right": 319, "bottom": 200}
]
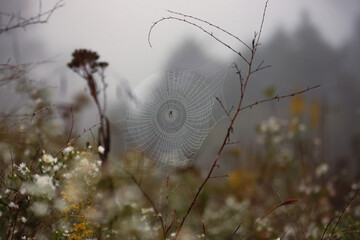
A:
[
  {"left": 165, "top": 211, "right": 176, "bottom": 235},
  {"left": 238, "top": 199, "right": 298, "bottom": 240},
  {"left": 232, "top": 222, "right": 242, "bottom": 239},
  {"left": 272, "top": 184, "right": 300, "bottom": 240},
  {"left": 0, "top": 105, "right": 55, "bottom": 133},
  {"left": 251, "top": 60, "right": 272, "bottom": 74},
  {"left": 0, "top": 0, "right": 64, "bottom": 34},
  {"left": 165, "top": 173, "right": 169, "bottom": 231},
  {"left": 239, "top": 85, "right": 321, "bottom": 112},
  {"left": 253, "top": 0, "right": 269, "bottom": 52},
  {"left": 301, "top": 206, "right": 315, "bottom": 240},
  {"left": 173, "top": 2, "right": 271, "bottom": 238},
  {"left": 66, "top": 107, "right": 74, "bottom": 144},
  {"left": 209, "top": 174, "right": 229, "bottom": 179},
  {"left": 127, "top": 172, "right": 166, "bottom": 236},
  {"left": 329, "top": 188, "right": 360, "bottom": 239},
  {"left": 215, "top": 97, "right": 232, "bottom": 119},
  {"left": 148, "top": 16, "right": 249, "bottom": 64},
  {"left": 233, "top": 63, "right": 244, "bottom": 95},
  {"left": 201, "top": 217, "right": 206, "bottom": 237},
  {"left": 167, "top": 10, "right": 252, "bottom": 51},
  {"left": 321, "top": 216, "right": 334, "bottom": 240},
  {"left": 54, "top": 122, "right": 101, "bottom": 156},
  {"left": 225, "top": 141, "right": 241, "bottom": 146}
]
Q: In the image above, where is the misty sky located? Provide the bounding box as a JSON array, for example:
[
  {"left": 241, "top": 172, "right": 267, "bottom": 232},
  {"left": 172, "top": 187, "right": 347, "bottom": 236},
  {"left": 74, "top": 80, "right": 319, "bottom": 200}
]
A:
[{"left": 1, "top": 0, "right": 360, "bottom": 92}]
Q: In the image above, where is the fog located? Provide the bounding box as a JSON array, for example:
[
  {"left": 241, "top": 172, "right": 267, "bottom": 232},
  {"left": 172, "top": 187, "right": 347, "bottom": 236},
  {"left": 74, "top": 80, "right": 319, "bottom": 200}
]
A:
[
  {"left": 1, "top": 0, "right": 360, "bottom": 175},
  {"left": 1, "top": 0, "right": 360, "bottom": 85}
]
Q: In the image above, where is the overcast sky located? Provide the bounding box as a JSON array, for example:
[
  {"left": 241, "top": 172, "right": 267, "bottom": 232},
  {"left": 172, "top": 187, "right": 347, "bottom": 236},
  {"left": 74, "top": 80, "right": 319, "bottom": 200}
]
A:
[{"left": 1, "top": 0, "right": 360, "bottom": 90}]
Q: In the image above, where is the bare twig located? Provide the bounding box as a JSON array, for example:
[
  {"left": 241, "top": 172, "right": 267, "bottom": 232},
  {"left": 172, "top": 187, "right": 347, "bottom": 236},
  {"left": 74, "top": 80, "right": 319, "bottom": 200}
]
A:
[
  {"left": 167, "top": 10, "right": 252, "bottom": 51},
  {"left": 225, "top": 141, "right": 241, "bottom": 146},
  {"left": 238, "top": 199, "right": 298, "bottom": 240},
  {"left": 165, "top": 173, "right": 169, "bottom": 230},
  {"left": 54, "top": 122, "right": 101, "bottom": 156},
  {"left": 201, "top": 217, "right": 206, "bottom": 237},
  {"left": 215, "top": 97, "right": 232, "bottom": 119},
  {"left": 272, "top": 184, "right": 300, "bottom": 240},
  {"left": 172, "top": 2, "right": 272, "bottom": 238},
  {"left": 232, "top": 222, "right": 242, "bottom": 239},
  {"left": 239, "top": 85, "right": 321, "bottom": 112},
  {"left": 126, "top": 172, "right": 166, "bottom": 236},
  {"left": 0, "top": 105, "right": 55, "bottom": 133},
  {"left": 165, "top": 211, "right": 176, "bottom": 235},
  {"left": 66, "top": 107, "right": 74, "bottom": 144},
  {"left": 0, "top": 0, "right": 64, "bottom": 35},
  {"left": 301, "top": 206, "right": 315, "bottom": 240},
  {"left": 328, "top": 188, "right": 360, "bottom": 239},
  {"left": 321, "top": 216, "right": 334, "bottom": 240},
  {"left": 209, "top": 174, "right": 229, "bottom": 179},
  {"left": 148, "top": 1, "right": 319, "bottom": 239},
  {"left": 148, "top": 16, "right": 249, "bottom": 64},
  {"left": 233, "top": 63, "right": 244, "bottom": 95}
]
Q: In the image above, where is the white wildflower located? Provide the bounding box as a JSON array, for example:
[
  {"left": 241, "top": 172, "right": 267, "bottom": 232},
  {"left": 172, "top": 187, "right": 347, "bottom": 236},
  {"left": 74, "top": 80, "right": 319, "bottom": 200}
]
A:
[
  {"left": 53, "top": 165, "right": 59, "bottom": 172},
  {"left": 98, "top": 145, "right": 105, "bottom": 154},
  {"left": 5, "top": 189, "right": 10, "bottom": 194},
  {"left": 22, "top": 175, "right": 56, "bottom": 199},
  {"left": 257, "top": 136, "right": 265, "bottom": 144},
  {"left": 268, "top": 117, "right": 281, "bottom": 132},
  {"left": 299, "top": 124, "right": 306, "bottom": 132},
  {"left": 18, "top": 163, "right": 29, "bottom": 175},
  {"left": 9, "top": 202, "right": 18, "bottom": 208},
  {"left": 327, "top": 182, "right": 336, "bottom": 196},
  {"left": 42, "top": 154, "right": 56, "bottom": 164},
  {"left": 21, "top": 216, "right": 27, "bottom": 223},
  {"left": 272, "top": 135, "right": 283, "bottom": 144},
  {"left": 313, "top": 138, "right": 321, "bottom": 146},
  {"left": 62, "top": 146, "right": 74, "bottom": 154},
  {"left": 316, "top": 163, "right": 329, "bottom": 177},
  {"left": 36, "top": 175, "right": 55, "bottom": 191},
  {"left": 63, "top": 172, "right": 72, "bottom": 179},
  {"left": 259, "top": 122, "right": 268, "bottom": 133},
  {"left": 287, "top": 131, "right": 295, "bottom": 139},
  {"left": 24, "top": 149, "right": 30, "bottom": 156},
  {"left": 351, "top": 183, "right": 359, "bottom": 190},
  {"left": 30, "top": 202, "right": 49, "bottom": 216},
  {"left": 141, "top": 207, "right": 155, "bottom": 214}
]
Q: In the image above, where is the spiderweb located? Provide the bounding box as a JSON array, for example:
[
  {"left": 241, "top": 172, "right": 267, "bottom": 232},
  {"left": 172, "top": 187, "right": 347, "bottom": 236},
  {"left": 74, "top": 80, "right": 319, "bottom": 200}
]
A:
[{"left": 122, "top": 67, "right": 226, "bottom": 166}]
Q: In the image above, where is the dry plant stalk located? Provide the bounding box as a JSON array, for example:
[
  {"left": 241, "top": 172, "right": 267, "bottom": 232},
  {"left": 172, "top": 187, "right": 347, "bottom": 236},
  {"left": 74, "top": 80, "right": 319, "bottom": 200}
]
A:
[
  {"left": 67, "top": 49, "right": 111, "bottom": 164},
  {"left": 322, "top": 188, "right": 360, "bottom": 240},
  {"left": 148, "top": 0, "right": 320, "bottom": 238}
]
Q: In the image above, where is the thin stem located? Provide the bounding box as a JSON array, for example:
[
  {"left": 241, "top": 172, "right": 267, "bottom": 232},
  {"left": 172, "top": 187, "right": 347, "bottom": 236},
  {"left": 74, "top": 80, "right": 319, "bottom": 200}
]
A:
[{"left": 127, "top": 172, "right": 166, "bottom": 237}]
